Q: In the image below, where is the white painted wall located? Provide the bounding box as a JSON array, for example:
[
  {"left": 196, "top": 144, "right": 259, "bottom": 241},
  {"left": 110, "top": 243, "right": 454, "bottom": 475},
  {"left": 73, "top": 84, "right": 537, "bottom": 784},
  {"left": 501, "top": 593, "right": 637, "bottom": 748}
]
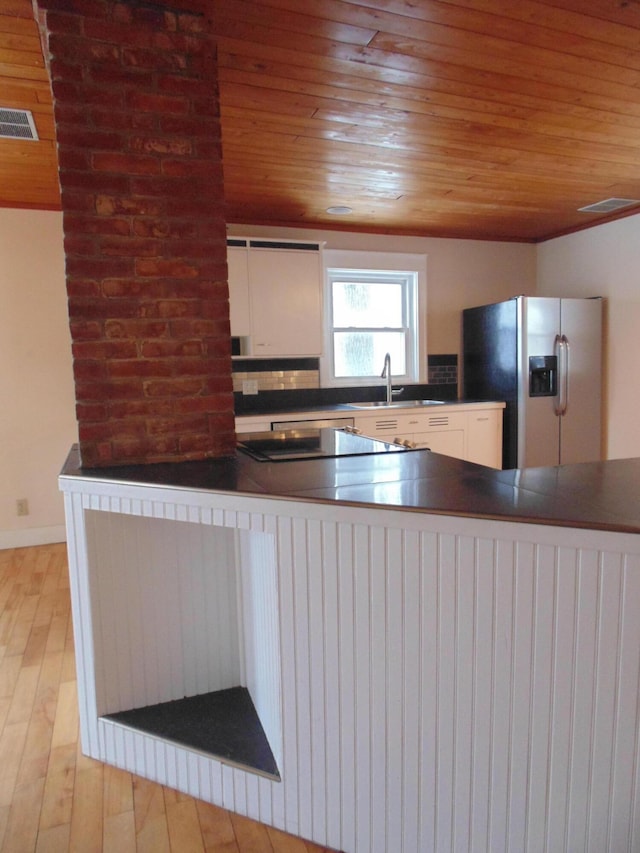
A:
[
  {"left": 537, "top": 213, "right": 640, "bottom": 460},
  {"left": 0, "top": 208, "right": 76, "bottom": 548}
]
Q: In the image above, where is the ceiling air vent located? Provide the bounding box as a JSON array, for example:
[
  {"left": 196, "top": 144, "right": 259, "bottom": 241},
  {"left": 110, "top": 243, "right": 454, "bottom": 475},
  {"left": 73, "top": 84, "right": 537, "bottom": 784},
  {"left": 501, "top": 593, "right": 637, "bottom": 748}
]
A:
[
  {"left": 0, "top": 108, "right": 39, "bottom": 141},
  {"left": 578, "top": 197, "right": 640, "bottom": 214}
]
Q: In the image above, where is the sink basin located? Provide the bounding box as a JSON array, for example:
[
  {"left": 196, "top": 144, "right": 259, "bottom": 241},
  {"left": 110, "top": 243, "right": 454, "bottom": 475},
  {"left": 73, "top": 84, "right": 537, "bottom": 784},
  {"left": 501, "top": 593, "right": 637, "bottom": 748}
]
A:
[{"left": 349, "top": 400, "right": 446, "bottom": 409}]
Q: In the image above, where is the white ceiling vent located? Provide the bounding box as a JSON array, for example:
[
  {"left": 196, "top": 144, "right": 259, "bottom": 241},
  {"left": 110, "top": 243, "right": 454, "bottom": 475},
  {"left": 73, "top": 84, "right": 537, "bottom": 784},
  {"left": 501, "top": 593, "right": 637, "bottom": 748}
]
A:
[
  {"left": 578, "top": 197, "right": 640, "bottom": 214},
  {"left": 0, "top": 108, "right": 39, "bottom": 141}
]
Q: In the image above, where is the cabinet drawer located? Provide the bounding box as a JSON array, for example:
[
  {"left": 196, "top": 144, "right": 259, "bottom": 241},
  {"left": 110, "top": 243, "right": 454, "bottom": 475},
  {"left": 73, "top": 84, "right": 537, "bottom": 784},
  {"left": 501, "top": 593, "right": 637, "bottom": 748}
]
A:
[
  {"left": 416, "top": 411, "right": 466, "bottom": 432},
  {"left": 355, "top": 410, "right": 465, "bottom": 436}
]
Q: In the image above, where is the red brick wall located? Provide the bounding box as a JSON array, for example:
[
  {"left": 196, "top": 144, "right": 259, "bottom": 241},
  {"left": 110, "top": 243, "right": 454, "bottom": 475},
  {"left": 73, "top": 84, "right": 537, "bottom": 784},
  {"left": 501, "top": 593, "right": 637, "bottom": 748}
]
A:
[{"left": 36, "top": 0, "right": 235, "bottom": 467}]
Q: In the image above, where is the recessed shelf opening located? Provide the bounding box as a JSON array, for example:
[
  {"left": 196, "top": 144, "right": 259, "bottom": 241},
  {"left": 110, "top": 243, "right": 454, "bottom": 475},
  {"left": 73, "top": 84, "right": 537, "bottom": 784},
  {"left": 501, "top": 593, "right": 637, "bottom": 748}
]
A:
[
  {"left": 86, "top": 511, "right": 283, "bottom": 784},
  {"left": 103, "top": 686, "right": 280, "bottom": 779}
]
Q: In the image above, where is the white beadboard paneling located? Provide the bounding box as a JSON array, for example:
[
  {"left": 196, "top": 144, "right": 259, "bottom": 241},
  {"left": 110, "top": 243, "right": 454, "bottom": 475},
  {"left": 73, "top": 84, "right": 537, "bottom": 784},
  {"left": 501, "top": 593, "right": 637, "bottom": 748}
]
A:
[
  {"left": 508, "top": 541, "right": 535, "bottom": 852},
  {"left": 386, "top": 526, "right": 404, "bottom": 851},
  {"left": 60, "top": 473, "right": 640, "bottom": 853},
  {"left": 610, "top": 555, "right": 640, "bottom": 851},
  {"left": 588, "top": 550, "right": 623, "bottom": 850},
  {"left": 526, "top": 543, "right": 556, "bottom": 852},
  {"left": 545, "top": 545, "right": 578, "bottom": 848},
  {"left": 401, "top": 529, "right": 421, "bottom": 853},
  {"left": 353, "top": 521, "right": 372, "bottom": 852},
  {"left": 64, "top": 491, "right": 100, "bottom": 756},
  {"left": 337, "top": 520, "right": 357, "bottom": 852},
  {"left": 487, "top": 537, "right": 515, "bottom": 851},
  {"left": 291, "top": 515, "right": 313, "bottom": 840},
  {"left": 418, "top": 530, "right": 438, "bottom": 851},
  {"left": 454, "top": 535, "right": 475, "bottom": 853},
  {"left": 370, "top": 524, "right": 387, "bottom": 853},
  {"left": 85, "top": 512, "right": 242, "bottom": 715},
  {"left": 469, "top": 537, "right": 495, "bottom": 853},
  {"left": 307, "top": 518, "right": 327, "bottom": 841},
  {"left": 321, "top": 518, "right": 341, "bottom": 851},
  {"left": 237, "top": 528, "right": 283, "bottom": 773},
  {"left": 567, "top": 546, "right": 601, "bottom": 847},
  {"left": 435, "top": 532, "right": 456, "bottom": 853}
]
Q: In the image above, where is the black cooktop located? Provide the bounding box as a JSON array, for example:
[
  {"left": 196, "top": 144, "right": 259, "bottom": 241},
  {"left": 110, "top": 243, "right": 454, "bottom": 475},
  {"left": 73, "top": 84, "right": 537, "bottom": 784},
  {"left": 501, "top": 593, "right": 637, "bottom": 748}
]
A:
[{"left": 237, "top": 427, "right": 410, "bottom": 462}]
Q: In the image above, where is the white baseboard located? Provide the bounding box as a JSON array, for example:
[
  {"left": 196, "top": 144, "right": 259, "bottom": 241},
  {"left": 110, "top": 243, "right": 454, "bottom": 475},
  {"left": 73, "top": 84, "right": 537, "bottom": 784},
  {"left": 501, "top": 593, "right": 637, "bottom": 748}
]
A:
[{"left": 0, "top": 525, "right": 66, "bottom": 551}]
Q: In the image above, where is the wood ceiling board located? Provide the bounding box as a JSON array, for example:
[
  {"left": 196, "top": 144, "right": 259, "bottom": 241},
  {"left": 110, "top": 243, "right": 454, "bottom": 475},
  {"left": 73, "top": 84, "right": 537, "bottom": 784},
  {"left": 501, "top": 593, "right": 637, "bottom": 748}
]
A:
[
  {"left": 3, "top": 1, "right": 640, "bottom": 239},
  {"left": 217, "top": 34, "right": 640, "bottom": 125},
  {"left": 218, "top": 61, "right": 640, "bottom": 141}
]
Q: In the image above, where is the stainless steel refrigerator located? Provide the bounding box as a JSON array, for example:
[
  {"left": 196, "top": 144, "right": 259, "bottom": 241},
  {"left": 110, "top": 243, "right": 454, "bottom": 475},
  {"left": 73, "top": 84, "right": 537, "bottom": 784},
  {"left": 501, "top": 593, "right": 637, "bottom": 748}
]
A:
[{"left": 463, "top": 296, "right": 603, "bottom": 469}]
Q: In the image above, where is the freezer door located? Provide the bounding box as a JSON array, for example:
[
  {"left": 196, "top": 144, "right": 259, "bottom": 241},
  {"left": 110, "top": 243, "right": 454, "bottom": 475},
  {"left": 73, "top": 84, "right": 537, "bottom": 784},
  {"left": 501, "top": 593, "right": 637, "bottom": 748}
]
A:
[
  {"left": 519, "top": 297, "right": 562, "bottom": 467},
  {"left": 463, "top": 299, "right": 518, "bottom": 468},
  {"left": 558, "top": 298, "right": 602, "bottom": 464}
]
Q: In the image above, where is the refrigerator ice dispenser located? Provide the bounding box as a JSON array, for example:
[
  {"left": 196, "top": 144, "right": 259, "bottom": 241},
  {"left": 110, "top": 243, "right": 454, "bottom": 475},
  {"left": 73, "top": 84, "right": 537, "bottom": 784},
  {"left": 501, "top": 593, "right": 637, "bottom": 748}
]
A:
[{"left": 529, "top": 355, "right": 557, "bottom": 397}]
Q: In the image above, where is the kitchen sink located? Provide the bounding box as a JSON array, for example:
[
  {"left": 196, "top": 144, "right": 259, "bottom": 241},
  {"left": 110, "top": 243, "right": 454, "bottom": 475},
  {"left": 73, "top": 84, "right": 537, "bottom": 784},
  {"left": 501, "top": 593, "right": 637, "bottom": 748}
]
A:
[{"left": 349, "top": 400, "right": 446, "bottom": 409}]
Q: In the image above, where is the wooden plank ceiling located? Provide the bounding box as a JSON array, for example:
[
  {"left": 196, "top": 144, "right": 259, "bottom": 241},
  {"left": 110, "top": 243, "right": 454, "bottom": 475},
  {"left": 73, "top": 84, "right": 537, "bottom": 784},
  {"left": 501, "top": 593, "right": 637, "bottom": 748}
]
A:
[{"left": 3, "top": 0, "right": 640, "bottom": 241}]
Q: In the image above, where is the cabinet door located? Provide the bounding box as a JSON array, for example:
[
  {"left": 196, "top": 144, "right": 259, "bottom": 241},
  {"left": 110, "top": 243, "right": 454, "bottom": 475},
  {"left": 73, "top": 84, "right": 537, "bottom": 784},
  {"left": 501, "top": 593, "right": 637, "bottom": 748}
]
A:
[
  {"left": 413, "top": 430, "right": 465, "bottom": 459},
  {"left": 248, "top": 248, "right": 322, "bottom": 356},
  {"left": 466, "top": 409, "right": 502, "bottom": 468},
  {"left": 227, "top": 246, "right": 251, "bottom": 337}
]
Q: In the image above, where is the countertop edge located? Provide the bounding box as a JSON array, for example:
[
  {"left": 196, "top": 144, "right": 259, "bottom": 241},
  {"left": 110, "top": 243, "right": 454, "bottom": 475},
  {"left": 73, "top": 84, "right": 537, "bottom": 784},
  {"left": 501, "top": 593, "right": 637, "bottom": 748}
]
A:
[{"left": 59, "top": 445, "right": 640, "bottom": 538}]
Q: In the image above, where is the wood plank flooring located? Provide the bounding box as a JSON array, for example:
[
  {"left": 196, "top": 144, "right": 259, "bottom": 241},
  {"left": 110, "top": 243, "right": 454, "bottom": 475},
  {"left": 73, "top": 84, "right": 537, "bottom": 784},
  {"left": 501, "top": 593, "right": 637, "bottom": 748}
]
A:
[{"left": 0, "top": 544, "right": 338, "bottom": 853}]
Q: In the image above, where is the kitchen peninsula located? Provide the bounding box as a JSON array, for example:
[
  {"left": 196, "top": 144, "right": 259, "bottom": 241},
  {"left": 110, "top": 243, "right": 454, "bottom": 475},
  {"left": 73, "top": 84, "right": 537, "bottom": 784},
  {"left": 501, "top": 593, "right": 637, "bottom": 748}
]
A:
[{"left": 60, "top": 445, "right": 640, "bottom": 853}]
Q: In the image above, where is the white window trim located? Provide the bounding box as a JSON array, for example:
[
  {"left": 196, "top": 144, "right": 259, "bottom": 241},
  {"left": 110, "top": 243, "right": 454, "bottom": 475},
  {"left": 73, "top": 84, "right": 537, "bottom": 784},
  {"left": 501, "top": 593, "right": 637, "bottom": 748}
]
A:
[{"left": 320, "top": 249, "right": 428, "bottom": 387}]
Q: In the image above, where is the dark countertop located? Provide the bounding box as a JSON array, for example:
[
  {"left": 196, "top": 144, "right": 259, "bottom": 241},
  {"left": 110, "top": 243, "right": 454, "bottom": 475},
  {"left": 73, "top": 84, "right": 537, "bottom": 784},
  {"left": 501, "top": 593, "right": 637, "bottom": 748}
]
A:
[
  {"left": 234, "top": 399, "right": 501, "bottom": 418},
  {"left": 60, "top": 444, "right": 640, "bottom": 535}
]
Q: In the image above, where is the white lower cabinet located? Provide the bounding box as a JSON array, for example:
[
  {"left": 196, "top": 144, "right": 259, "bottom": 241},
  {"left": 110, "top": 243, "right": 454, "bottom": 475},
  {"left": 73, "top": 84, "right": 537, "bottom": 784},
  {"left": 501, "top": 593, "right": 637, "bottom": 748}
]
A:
[
  {"left": 354, "top": 410, "right": 468, "bottom": 461},
  {"left": 353, "top": 406, "right": 503, "bottom": 468},
  {"left": 466, "top": 408, "right": 503, "bottom": 468},
  {"left": 412, "top": 428, "right": 465, "bottom": 458},
  {"left": 236, "top": 403, "right": 504, "bottom": 468}
]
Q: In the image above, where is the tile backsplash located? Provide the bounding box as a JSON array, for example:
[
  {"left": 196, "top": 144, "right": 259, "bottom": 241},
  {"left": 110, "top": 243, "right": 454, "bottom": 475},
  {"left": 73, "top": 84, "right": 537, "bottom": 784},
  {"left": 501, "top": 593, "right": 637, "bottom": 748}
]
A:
[
  {"left": 232, "top": 355, "right": 457, "bottom": 392},
  {"left": 427, "top": 354, "right": 458, "bottom": 385},
  {"left": 232, "top": 368, "right": 320, "bottom": 393}
]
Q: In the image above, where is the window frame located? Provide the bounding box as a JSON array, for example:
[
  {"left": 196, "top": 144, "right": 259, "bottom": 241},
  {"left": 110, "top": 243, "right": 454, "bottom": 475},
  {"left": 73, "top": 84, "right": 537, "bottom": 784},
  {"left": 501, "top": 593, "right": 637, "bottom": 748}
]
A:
[{"left": 320, "top": 250, "right": 427, "bottom": 388}]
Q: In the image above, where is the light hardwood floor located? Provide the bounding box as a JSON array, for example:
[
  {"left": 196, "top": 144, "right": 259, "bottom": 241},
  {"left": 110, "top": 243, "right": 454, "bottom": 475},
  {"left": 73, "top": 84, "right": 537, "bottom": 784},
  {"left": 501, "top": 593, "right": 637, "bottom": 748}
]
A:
[{"left": 0, "top": 544, "right": 338, "bottom": 852}]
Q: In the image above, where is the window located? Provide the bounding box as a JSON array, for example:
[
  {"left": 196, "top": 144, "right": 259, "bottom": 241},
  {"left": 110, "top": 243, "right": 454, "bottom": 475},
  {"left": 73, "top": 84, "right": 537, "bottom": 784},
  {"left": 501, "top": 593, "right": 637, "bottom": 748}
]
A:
[{"left": 321, "top": 250, "right": 427, "bottom": 387}]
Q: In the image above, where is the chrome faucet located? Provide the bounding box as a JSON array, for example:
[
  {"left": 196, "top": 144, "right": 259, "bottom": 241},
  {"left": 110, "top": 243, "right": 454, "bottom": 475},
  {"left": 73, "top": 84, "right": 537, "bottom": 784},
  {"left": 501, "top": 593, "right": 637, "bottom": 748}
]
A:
[{"left": 381, "top": 352, "right": 392, "bottom": 404}]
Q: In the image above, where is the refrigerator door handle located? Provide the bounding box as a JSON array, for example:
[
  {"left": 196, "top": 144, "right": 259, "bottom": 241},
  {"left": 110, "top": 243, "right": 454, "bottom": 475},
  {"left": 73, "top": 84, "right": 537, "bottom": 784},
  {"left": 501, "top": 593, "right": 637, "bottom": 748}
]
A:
[
  {"left": 554, "top": 334, "right": 563, "bottom": 416},
  {"left": 554, "top": 334, "right": 569, "bottom": 416},
  {"left": 558, "top": 334, "right": 569, "bottom": 416}
]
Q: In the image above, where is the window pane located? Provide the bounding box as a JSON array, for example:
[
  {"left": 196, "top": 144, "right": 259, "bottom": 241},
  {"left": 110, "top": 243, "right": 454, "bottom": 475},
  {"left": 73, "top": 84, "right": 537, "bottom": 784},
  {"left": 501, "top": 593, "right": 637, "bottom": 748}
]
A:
[
  {"left": 333, "top": 332, "right": 406, "bottom": 378},
  {"left": 332, "top": 281, "right": 404, "bottom": 328}
]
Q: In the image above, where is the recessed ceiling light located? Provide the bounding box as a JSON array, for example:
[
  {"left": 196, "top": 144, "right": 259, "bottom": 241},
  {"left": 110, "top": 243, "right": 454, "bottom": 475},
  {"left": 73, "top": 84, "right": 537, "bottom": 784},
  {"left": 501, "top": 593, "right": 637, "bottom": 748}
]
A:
[{"left": 326, "top": 205, "right": 353, "bottom": 215}]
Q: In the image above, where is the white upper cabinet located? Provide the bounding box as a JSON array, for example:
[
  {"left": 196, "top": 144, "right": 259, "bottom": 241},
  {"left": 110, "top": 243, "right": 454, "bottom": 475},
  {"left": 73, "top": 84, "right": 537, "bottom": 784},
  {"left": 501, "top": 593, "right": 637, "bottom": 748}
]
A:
[
  {"left": 227, "top": 240, "right": 323, "bottom": 357},
  {"left": 227, "top": 245, "right": 251, "bottom": 337}
]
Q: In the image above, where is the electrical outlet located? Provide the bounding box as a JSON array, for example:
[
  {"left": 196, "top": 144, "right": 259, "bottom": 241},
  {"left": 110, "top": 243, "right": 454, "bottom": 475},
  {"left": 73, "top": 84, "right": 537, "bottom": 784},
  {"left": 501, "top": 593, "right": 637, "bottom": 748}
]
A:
[
  {"left": 16, "top": 498, "right": 29, "bottom": 516},
  {"left": 242, "top": 379, "right": 259, "bottom": 395}
]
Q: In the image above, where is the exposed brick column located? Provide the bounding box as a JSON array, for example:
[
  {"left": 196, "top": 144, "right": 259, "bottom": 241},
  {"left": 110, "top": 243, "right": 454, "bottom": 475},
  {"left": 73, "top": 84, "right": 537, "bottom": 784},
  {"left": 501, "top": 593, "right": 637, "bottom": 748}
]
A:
[{"left": 36, "top": 0, "right": 235, "bottom": 467}]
